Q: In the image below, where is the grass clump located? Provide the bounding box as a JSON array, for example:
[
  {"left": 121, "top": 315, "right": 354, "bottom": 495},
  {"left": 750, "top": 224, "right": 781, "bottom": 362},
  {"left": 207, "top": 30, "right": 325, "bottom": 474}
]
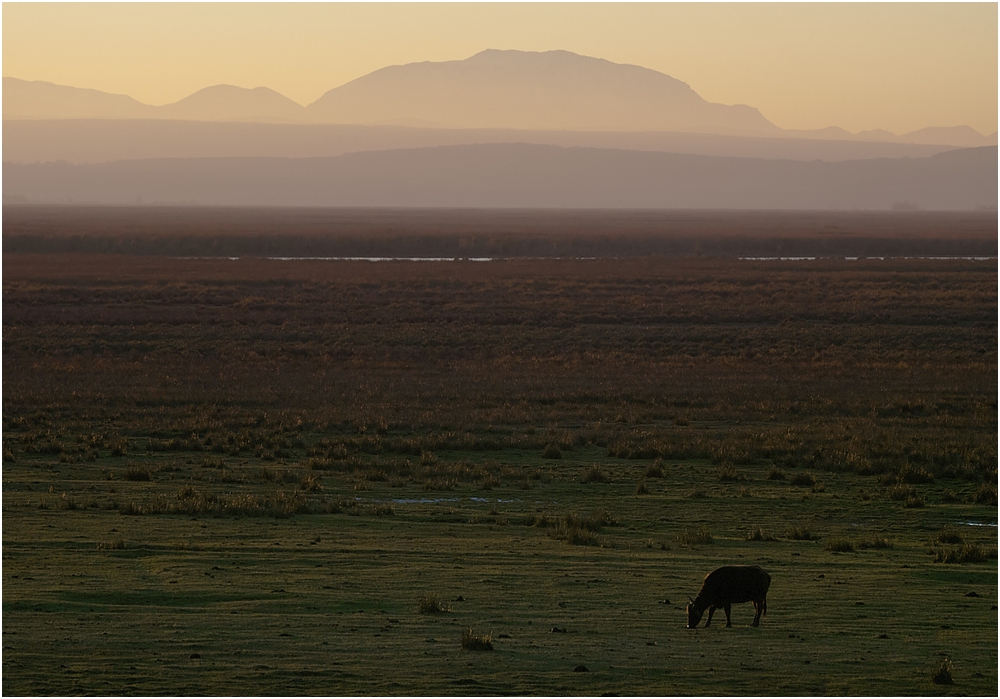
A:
[
  {"left": 634, "top": 480, "right": 649, "bottom": 495},
  {"left": 645, "top": 460, "right": 665, "bottom": 478},
  {"left": 542, "top": 443, "right": 562, "bottom": 459},
  {"left": 124, "top": 464, "right": 152, "bottom": 482},
  {"left": 767, "top": 466, "right": 786, "bottom": 480},
  {"left": 745, "top": 526, "right": 772, "bottom": 542},
  {"left": 717, "top": 464, "right": 740, "bottom": 482},
  {"left": 418, "top": 594, "right": 448, "bottom": 614},
  {"left": 460, "top": 628, "right": 493, "bottom": 651},
  {"left": 936, "top": 527, "right": 964, "bottom": 545},
  {"left": 789, "top": 472, "right": 816, "bottom": 487},
  {"left": 825, "top": 538, "right": 855, "bottom": 553},
  {"left": 787, "top": 527, "right": 818, "bottom": 541},
  {"left": 857, "top": 535, "right": 892, "bottom": 550},
  {"left": 972, "top": 482, "right": 997, "bottom": 505},
  {"left": 934, "top": 543, "right": 997, "bottom": 564},
  {"left": 551, "top": 509, "right": 617, "bottom": 546},
  {"left": 580, "top": 465, "right": 609, "bottom": 484},
  {"left": 931, "top": 657, "right": 954, "bottom": 685},
  {"left": 677, "top": 526, "right": 713, "bottom": 547}
]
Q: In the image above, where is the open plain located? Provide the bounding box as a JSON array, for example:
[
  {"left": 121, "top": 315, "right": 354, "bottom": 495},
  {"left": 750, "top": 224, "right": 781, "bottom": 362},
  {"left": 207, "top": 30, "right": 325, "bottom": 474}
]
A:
[{"left": 2, "top": 209, "right": 997, "bottom": 695}]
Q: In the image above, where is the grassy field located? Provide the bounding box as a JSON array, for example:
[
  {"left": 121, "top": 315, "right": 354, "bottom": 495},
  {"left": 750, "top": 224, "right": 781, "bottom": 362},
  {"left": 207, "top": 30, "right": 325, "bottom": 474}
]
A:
[{"left": 3, "top": 242, "right": 997, "bottom": 695}]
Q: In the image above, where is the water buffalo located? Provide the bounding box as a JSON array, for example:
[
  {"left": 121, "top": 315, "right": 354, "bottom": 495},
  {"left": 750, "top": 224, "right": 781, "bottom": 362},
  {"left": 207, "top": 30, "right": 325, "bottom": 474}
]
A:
[{"left": 686, "top": 565, "right": 770, "bottom": 628}]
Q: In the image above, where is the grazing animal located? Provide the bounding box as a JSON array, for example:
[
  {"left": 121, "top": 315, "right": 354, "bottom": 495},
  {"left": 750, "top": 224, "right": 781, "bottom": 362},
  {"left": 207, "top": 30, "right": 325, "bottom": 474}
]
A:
[{"left": 686, "top": 565, "right": 770, "bottom": 628}]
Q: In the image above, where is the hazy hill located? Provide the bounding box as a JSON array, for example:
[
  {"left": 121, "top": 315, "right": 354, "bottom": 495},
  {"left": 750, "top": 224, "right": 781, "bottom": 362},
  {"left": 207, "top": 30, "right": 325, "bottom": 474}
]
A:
[
  {"left": 5, "top": 144, "right": 995, "bottom": 210},
  {"left": 1, "top": 119, "right": 961, "bottom": 165},
  {"left": 306, "top": 49, "right": 779, "bottom": 135},
  {"left": 3, "top": 77, "right": 153, "bottom": 120},
  {"left": 156, "top": 85, "right": 307, "bottom": 123}
]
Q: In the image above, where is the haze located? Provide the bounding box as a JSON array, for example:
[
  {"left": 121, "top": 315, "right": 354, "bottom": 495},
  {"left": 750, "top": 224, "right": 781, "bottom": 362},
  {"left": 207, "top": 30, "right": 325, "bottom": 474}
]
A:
[{"left": 3, "top": 2, "right": 997, "bottom": 136}]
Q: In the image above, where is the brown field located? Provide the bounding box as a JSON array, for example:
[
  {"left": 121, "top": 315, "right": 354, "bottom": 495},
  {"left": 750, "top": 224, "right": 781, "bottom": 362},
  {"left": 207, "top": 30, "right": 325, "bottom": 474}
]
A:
[{"left": 2, "top": 209, "right": 997, "bottom": 695}]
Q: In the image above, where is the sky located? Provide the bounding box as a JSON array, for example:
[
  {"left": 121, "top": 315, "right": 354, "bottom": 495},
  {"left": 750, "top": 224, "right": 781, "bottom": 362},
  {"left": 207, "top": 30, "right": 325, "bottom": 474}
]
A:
[{"left": 2, "top": 2, "right": 997, "bottom": 135}]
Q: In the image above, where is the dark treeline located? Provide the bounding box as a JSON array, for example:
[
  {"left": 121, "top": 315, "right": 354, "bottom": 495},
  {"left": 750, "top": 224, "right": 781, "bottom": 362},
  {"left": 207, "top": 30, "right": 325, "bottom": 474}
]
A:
[{"left": 4, "top": 206, "right": 997, "bottom": 258}]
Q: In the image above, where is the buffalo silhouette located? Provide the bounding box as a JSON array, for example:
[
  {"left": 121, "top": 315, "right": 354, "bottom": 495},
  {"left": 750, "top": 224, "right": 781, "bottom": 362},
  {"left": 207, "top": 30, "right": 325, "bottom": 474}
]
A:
[{"left": 686, "top": 565, "right": 770, "bottom": 628}]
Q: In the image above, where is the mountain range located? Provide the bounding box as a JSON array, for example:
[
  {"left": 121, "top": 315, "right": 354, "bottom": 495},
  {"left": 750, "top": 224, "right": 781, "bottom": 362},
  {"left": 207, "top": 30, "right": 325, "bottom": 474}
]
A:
[
  {"left": 4, "top": 50, "right": 995, "bottom": 147},
  {"left": 6, "top": 143, "right": 995, "bottom": 210}
]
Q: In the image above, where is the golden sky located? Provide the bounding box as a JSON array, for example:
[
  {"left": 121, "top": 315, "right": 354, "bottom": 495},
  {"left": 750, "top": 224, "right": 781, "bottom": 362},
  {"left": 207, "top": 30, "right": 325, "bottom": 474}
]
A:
[{"left": 3, "top": 2, "right": 997, "bottom": 135}]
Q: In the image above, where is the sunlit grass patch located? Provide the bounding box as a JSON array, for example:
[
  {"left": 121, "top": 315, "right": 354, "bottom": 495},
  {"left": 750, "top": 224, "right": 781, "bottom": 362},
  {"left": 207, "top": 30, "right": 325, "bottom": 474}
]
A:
[
  {"left": 677, "top": 526, "right": 712, "bottom": 547},
  {"left": 460, "top": 627, "right": 493, "bottom": 651},
  {"left": 418, "top": 594, "right": 448, "bottom": 614}
]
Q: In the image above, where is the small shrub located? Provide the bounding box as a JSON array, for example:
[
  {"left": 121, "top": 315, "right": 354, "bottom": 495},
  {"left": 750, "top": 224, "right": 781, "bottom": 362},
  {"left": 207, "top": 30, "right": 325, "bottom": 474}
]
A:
[
  {"left": 972, "top": 482, "right": 998, "bottom": 506},
  {"left": 857, "top": 535, "right": 892, "bottom": 550},
  {"left": 635, "top": 480, "right": 649, "bottom": 495},
  {"left": 124, "top": 465, "right": 152, "bottom": 482},
  {"left": 369, "top": 503, "right": 395, "bottom": 517},
  {"left": 767, "top": 466, "right": 786, "bottom": 481},
  {"left": 57, "top": 493, "right": 79, "bottom": 511},
  {"left": 542, "top": 444, "right": 562, "bottom": 460},
  {"left": 645, "top": 460, "right": 665, "bottom": 478},
  {"left": 931, "top": 657, "right": 954, "bottom": 685},
  {"left": 581, "top": 465, "right": 608, "bottom": 484},
  {"left": 460, "top": 628, "right": 493, "bottom": 651},
  {"left": 885, "top": 484, "right": 917, "bottom": 501},
  {"left": 898, "top": 465, "right": 934, "bottom": 484},
  {"left": 937, "top": 527, "right": 964, "bottom": 545},
  {"left": 787, "top": 527, "right": 817, "bottom": 541},
  {"left": 745, "top": 526, "right": 771, "bottom": 542},
  {"left": 935, "top": 543, "right": 997, "bottom": 564},
  {"left": 677, "top": 526, "right": 713, "bottom": 547},
  {"left": 826, "top": 538, "right": 855, "bottom": 553},
  {"left": 300, "top": 474, "right": 323, "bottom": 492},
  {"left": 904, "top": 494, "right": 924, "bottom": 508},
  {"left": 717, "top": 464, "right": 740, "bottom": 482},
  {"left": 790, "top": 472, "right": 815, "bottom": 487},
  {"left": 418, "top": 594, "right": 447, "bottom": 614}
]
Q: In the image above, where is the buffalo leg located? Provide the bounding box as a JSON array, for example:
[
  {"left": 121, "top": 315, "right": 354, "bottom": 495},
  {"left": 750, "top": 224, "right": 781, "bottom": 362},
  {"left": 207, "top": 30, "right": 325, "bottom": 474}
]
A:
[
  {"left": 724, "top": 603, "right": 732, "bottom": 628},
  {"left": 752, "top": 601, "right": 762, "bottom": 627},
  {"left": 705, "top": 606, "right": 715, "bottom": 627}
]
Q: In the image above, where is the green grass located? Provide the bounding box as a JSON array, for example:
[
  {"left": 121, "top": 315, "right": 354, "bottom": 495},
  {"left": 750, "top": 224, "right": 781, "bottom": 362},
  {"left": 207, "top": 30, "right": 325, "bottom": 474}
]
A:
[{"left": 3, "top": 254, "right": 996, "bottom": 695}]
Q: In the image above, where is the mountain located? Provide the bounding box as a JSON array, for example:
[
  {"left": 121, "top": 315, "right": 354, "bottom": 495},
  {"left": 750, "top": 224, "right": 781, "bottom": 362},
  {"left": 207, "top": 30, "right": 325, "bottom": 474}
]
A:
[
  {"left": 5, "top": 144, "right": 995, "bottom": 210},
  {"left": 3, "top": 77, "right": 153, "bottom": 120},
  {"left": 1, "top": 120, "right": 963, "bottom": 165},
  {"left": 305, "top": 49, "right": 781, "bottom": 136},
  {"left": 156, "top": 85, "right": 307, "bottom": 122},
  {"left": 4, "top": 51, "right": 993, "bottom": 145}
]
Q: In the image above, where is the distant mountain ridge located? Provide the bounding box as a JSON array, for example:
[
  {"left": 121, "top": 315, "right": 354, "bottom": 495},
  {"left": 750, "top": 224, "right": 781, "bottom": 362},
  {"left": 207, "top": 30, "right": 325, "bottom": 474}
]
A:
[
  {"left": 3, "top": 49, "right": 994, "bottom": 147},
  {"left": 305, "top": 49, "right": 777, "bottom": 135},
  {"left": 5, "top": 143, "right": 995, "bottom": 210}
]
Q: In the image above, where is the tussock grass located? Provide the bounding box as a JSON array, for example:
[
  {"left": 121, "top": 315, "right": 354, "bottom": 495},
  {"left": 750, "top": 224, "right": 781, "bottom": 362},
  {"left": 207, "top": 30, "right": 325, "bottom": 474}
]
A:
[
  {"left": 645, "top": 460, "right": 665, "bottom": 478},
  {"left": 717, "top": 464, "right": 740, "bottom": 482},
  {"left": 418, "top": 594, "right": 447, "bottom": 614},
  {"left": 767, "top": 466, "right": 786, "bottom": 480},
  {"left": 745, "top": 526, "right": 773, "bottom": 542},
  {"left": 790, "top": 472, "right": 816, "bottom": 487},
  {"left": 932, "top": 657, "right": 955, "bottom": 685},
  {"left": 825, "top": 538, "right": 855, "bottom": 553},
  {"left": 972, "top": 482, "right": 998, "bottom": 505},
  {"left": 787, "top": 527, "right": 818, "bottom": 541},
  {"left": 936, "top": 527, "right": 964, "bottom": 545},
  {"left": 580, "top": 465, "right": 608, "bottom": 484},
  {"left": 677, "top": 526, "right": 713, "bottom": 547},
  {"left": 124, "top": 464, "right": 152, "bottom": 482},
  {"left": 542, "top": 444, "right": 562, "bottom": 459},
  {"left": 460, "top": 628, "right": 493, "bottom": 651},
  {"left": 934, "top": 543, "right": 997, "bottom": 564}
]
